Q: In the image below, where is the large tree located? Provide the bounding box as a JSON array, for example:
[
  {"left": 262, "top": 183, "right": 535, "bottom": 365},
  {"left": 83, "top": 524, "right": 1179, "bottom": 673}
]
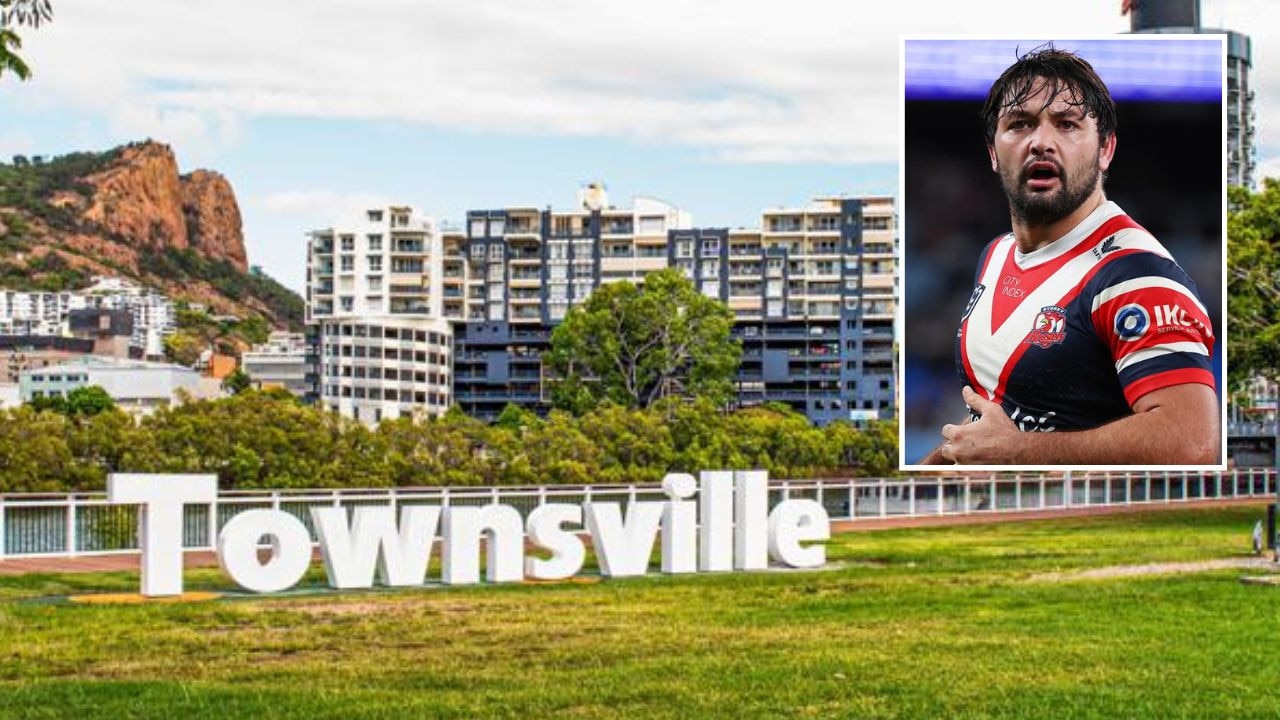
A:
[
  {"left": 547, "top": 268, "right": 741, "bottom": 413},
  {"left": 0, "top": 0, "right": 52, "bottom": 81},
  {"left": 1227, "top": 181, "right": 1280, "bottom": 388}
]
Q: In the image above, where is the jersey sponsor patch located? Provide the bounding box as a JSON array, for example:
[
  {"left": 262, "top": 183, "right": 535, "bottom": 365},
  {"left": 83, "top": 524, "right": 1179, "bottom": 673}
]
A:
[
  {"left": 962, "top": 284, "right": 985, "bottom": 321},
  {"left": 1024, "top": 305, "right": 1067, "bottom": 349},
  {"left": 1113, "top": 303, "right": 1150, "bottom": 341}
]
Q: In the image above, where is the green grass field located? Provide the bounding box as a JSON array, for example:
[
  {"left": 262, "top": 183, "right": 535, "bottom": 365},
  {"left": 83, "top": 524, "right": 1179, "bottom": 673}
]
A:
[{"left": 1, "top": 505, "right": 1276, "bottom": 719}]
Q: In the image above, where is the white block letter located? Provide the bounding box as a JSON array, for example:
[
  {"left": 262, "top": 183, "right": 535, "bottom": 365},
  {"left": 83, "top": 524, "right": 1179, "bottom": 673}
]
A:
[
  {"left": 734, "top": 470, "right": 769, "bottom": 570},
  {"left": 768, "top": 499, "right": 830, "bottom": 568},
  {"left": 217, "top": 509, "right": 313, "bottom": 593},
  {"left": 108, "top": 473, "right": 217, "bottom": 597},
  {"left": 441, "top": 505, "right": 524, "bottom": 585},
  {"left": 661, "top": 473, "right": 698, "bottom": 574},
  {"left": 699, "top": 471, "right": 734, "bottom": 571},
  {"left": 525, "top": 504, "right": 585, "bottom": 580},
  {"left": 312, "top": 505, "right": 441, "bottom": 589},
  {"left": 584, "top": 501, "right": 663, "bottom": 577}
]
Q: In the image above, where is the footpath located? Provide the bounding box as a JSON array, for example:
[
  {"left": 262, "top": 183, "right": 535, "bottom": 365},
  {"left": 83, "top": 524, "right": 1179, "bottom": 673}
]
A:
[{"left": 0, "top": 497, "right": 1267, "bottom": 576}]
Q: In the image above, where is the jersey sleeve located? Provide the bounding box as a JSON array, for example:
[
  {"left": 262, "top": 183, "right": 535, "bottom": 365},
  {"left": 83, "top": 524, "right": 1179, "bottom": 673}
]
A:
[{"left": 1088, "top": 252, "right": 1216, "bottom": 405}]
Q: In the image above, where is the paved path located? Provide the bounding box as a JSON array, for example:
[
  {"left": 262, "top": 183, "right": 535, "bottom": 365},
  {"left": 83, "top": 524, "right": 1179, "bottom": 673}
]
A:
[{"left": 0, "top": 497, "right": 1267, "bottom": 576}]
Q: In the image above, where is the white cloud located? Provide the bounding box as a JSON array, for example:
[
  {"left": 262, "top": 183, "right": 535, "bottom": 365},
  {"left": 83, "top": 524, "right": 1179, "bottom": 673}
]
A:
[{"left": 12, "top": 0, "right": 1145, "bottom": 165}]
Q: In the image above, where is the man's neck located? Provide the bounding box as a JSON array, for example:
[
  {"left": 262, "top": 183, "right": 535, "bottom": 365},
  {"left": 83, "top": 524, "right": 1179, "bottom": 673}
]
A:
[{"left": 1010, "top": 190, "right": 1108, "bottom": 255}]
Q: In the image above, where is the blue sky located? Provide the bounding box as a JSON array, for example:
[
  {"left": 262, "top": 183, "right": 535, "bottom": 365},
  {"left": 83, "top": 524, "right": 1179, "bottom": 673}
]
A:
[{"left": 0, "top": 0, "right": 1273, "bottom": 292}]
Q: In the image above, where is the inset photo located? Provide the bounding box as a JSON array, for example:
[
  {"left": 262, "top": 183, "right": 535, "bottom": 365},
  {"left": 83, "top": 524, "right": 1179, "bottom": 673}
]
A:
[{"left": 900, "top": 36, "right": 1227, "bottom": 470}]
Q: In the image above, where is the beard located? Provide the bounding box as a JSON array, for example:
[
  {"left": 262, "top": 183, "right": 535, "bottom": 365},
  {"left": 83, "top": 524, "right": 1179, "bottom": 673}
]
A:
[{"left": 998, "top": 154, "right": 1100, "bottom": 226}]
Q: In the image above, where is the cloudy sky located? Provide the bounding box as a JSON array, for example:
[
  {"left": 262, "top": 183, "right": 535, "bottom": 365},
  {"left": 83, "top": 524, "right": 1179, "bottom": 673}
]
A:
[{"left": 0, "top": 0, "right": 1273, "bottom": 291}]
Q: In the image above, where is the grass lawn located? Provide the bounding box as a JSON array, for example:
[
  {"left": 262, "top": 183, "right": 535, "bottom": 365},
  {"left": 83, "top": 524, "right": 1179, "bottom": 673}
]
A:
[{"left": 0, "top": 504, "right": 1276, "bottom": 719}]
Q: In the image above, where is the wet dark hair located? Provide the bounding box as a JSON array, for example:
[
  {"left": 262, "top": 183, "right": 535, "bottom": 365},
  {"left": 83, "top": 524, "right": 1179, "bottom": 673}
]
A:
[{"left": 981, "top": 45, "right": 1117, "bottom": 147}]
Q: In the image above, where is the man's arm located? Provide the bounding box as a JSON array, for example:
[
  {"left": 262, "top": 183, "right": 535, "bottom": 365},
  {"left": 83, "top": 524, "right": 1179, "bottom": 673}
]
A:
[{"left": 940, "top": 384, "right": 1219, "bottom": 465}]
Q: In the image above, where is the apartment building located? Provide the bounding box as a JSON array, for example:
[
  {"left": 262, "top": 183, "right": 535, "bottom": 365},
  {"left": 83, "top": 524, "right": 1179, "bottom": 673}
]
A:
[
  {"left": 307, "top": 191, "right": 897, "bottom": 425},
  {"left": 447, "top": 189, "right": 895, "bottom": 424},
  {"left": 0, "top": 279, "right": 177, "bottom": 358},
  {"left": 307, "top": 206, "right": 453, "bottom": 423},
  {"left": 0, "top": 290, "right": 86, "bottom": 335},
  {"left": 241, "top": 331, "right": 312, "bottom": 398}
]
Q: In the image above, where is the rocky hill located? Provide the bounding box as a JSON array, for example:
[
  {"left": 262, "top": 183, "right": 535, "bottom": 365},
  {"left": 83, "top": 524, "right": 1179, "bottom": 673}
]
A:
[{"left": 0, "top": 141, "right": 302, "bottom": 329}]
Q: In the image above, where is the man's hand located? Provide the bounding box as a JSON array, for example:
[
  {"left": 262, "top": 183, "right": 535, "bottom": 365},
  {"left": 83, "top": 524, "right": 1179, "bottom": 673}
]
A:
[
  {"left": 940, "top": 386, "right": 1023, "bottom": 464},
  {"left": 933, "top": 383, "right": 1219, "bottom": 465}
]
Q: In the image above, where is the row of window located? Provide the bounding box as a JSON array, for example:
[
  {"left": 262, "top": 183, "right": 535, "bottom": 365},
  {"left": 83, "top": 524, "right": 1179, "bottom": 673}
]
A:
[
  {"left": 325, "top": 365, "right": 448, "bottom": 384},
  {"left": 28, "top": 373, "right": 88, "bottom": 383},
  {"left": 326, "top": 386, "right": 449, "bottom": 404},
  {"left": 323, "top": 345, "right": 449, "bottom": 364},
  {"left": 323, "top": 325, "right": 451, "bottom": 345}
]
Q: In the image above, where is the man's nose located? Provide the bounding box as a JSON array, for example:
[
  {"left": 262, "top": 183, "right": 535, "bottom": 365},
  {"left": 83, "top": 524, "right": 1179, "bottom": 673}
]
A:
[{"left": 1028, "top": 121, "right": 1055, "bottom": 155}]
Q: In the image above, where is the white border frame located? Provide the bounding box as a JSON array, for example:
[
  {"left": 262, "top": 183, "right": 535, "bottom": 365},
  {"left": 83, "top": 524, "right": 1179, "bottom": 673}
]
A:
[{"left": 897, "top": 34, "right": 1229, "bottom": 472}]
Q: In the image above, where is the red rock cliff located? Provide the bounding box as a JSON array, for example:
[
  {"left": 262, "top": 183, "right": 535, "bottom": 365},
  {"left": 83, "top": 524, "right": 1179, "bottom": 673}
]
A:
[{"left": 75, "top": 141, "right": 248, "bottom": 272}]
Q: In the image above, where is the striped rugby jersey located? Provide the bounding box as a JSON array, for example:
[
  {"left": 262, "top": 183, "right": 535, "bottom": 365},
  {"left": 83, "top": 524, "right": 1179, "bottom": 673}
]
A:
[{"left": 954, "top": 201, "right": 1215, "bottom": 432}]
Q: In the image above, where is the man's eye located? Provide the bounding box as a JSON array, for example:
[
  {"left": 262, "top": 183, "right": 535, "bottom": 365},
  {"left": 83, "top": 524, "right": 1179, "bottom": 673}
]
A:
[
  {"left": 1058, "top": 121, "right": 1077, "bottom": 130},
  {"left": 1007, "top": 120, "right": 1027, "bottom": 130}
]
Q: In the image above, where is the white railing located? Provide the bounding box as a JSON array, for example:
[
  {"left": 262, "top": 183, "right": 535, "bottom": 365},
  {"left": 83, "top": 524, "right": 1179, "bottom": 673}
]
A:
[{"left": 0, "top": 468, "right": 1273, "bottom": 560}]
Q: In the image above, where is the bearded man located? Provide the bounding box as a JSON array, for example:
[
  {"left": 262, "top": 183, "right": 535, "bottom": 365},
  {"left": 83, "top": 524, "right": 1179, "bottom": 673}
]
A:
[{"left": 920, "top": 47, "right": 1219, "bottom": 465}]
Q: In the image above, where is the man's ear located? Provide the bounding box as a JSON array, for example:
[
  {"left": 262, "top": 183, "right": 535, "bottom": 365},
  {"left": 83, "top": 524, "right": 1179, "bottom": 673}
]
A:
[
  {"left": 988, "top": 143, "right": 998, "bottom": 173},
  {"left": 1099, "top": 133, "right": 1117, "bottom": 174}
]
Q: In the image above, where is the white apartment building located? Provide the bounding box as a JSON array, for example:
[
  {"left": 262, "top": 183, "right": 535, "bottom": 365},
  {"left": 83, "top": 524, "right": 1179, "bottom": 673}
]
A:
[
  {"left": 241, "top": 331, "right": 310, "bottom": 398},
  {"left": 308, "top": 207, "right": 453, "bottom": 423},
  {"left": 0, "top": 291, "right": 87, "bottom": 335},
  {"left": 83, "top": 276, "right": 177, "bottom": 358},
  {"left": 0, "top": 278, "right": 177, "bottom": 358}
]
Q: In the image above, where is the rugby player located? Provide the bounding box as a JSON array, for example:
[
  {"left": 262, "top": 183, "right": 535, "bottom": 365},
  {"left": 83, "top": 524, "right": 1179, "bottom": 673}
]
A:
[{"left": 920, "top": 47, "right": 1219, "bottom": 465}]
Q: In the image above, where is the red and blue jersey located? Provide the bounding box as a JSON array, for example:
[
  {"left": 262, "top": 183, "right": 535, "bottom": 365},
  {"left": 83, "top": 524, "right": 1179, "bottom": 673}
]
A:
[{"left": 955, "top": 201, "right": 1215, "bottom": 431}]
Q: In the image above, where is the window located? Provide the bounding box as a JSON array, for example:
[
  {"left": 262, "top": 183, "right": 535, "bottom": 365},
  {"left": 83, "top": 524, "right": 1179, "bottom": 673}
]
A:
[
  {"left": 638, "top": 216, "right": 664, "bottom": 235},
  {"left": 701, "top": 238, "right": 720, "bottom": 257},
  {"left": 340, "top": 235, "right": 355, "bottom": 251},
  {"left": 490, "top": 219, "right": 506, "bottom": 236},
  {"left": 367, "top": 256, "right": 382, "bottom": 272},
  {"left": 367, "top": 276, "right": 382, "bottom": 292},
  {"left": 488, "top": 244, "right": 504, "bottom": 260},
  {"left": 470, "top": 244, "right": 485, "bottom": 259},
  {"left": 367, "top": 210, "right": 384, "bottom": 223},
  {"left": 340, "top": 256, "right": 354, "bottom": 272},
  {"left": 340, "top": 296, "right": 354, "bottom": 312},
  {"left": 367, "top": 234, "right": 383, "bottom": 252},
  {"left": 469, "top": 219, "right": 486, "bottom": 238}
]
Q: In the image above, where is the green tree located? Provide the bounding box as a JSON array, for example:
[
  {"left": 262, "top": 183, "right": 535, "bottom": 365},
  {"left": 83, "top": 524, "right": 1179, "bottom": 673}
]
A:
[
  {"left": 222, "top": 368, "right": 252, "bottom": 395},
  {"left": 0, "top": 406, "right": 75, "bottom": 492},
  {"left": 63, "top": 385, "right": 115, "bottom": 416},
  {"left": 1228, "top": 181, "right": 1280, "bottom": 388},
  {"left": 547, "top": 269, "right": 741, "bottom": 413},
  {"left": 164, "top": 331, "right": 206, "bottom": 366},
  {"left": 0, "top": 0, "right": 51, "bottom": 82}
]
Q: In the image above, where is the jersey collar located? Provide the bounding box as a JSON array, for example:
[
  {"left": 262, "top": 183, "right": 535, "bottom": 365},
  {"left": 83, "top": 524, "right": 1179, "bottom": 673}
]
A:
[{"left": 1012, "top": 200, "right": 1124, "bottom": 271}]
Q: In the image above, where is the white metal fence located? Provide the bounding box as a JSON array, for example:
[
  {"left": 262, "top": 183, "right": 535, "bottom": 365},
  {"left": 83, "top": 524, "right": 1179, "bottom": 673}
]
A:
[{"left": 0, "top": 468, "right": 1273, "bottom": 560}]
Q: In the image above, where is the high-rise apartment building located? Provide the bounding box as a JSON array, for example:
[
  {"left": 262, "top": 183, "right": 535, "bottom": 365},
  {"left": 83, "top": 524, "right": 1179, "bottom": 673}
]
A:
[
  {"left": 306, "top": 191, "right": 897, "bottom": 426},
  {"left": 1126, "top": 0, "right": 1255, "bottom": 188},
  {"left": 307, "top": 206, "right": 453, "bottom": 423}
]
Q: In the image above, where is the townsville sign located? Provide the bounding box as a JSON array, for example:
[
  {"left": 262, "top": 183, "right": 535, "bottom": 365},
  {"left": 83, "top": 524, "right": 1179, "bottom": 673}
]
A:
[{"left": 109, "top": 471, "right": 832, "bottom": 597}]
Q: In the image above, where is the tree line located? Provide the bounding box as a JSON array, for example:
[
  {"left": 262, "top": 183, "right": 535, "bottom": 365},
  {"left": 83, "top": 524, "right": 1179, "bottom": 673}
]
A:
[{"left": 0, "top": 389, "right": 897, "bottom": 493}]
